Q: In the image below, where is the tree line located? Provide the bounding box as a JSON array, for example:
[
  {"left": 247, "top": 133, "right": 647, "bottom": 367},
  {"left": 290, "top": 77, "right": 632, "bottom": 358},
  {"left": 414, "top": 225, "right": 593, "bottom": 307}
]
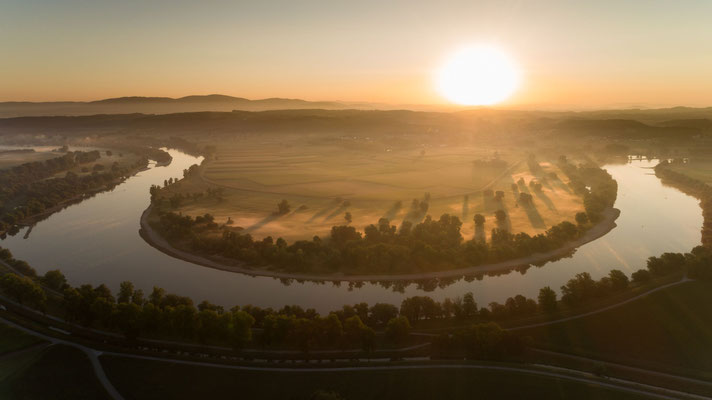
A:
[
  {"left": 655, "top": 159, "right": 712, "bottom": 247},
  {"left": 151, "top": 158, "right": 618, "bottom": 275},
  {"left": 2, "top": 243, "right": 704, "bottom": 357},
  {"left": 0, "top": 150, "right": 148, "bottom": 233}
]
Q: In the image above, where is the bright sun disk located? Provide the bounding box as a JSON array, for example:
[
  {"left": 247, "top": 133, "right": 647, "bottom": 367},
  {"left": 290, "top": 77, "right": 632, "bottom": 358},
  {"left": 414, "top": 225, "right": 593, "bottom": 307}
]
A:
[{"left": 437, "top": 45, "right": 520, "bottom": 106}]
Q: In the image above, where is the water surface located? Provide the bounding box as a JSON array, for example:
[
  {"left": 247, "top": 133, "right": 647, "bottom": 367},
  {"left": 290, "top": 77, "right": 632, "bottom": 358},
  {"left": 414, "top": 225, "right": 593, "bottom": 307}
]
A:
[{"left": 1, "top": 149, "right": 702, "bottom": 313}]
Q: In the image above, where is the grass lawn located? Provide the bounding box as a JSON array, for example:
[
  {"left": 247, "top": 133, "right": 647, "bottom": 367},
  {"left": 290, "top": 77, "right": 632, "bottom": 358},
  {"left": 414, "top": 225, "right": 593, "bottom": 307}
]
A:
[
  {"left": 164, "top": 140, "right": 585, "bottom": 242},
  {"left": 102, "top": 356, "right": 648, "bottom": 400},
  {"left": 0, "top": 323, "right": 45, "bottom": 355},
  {"left": 520, "top": 280, "right": 712, "bottom": 378},
  {"left": 668, "top": 161, "right": 712, "bottom": 184},
  {"left": 0, "top": 344, "right": 109, "bottom": 400}
]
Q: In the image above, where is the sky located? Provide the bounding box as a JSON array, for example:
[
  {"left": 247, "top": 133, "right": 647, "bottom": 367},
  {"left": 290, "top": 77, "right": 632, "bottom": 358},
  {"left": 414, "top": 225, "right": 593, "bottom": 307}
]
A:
[{"left": 2, "top": 0, "right": 712, "bottom": 109}]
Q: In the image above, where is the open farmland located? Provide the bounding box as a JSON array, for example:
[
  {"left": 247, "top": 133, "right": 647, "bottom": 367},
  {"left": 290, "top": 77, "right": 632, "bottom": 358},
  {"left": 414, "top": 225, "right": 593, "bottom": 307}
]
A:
[
  {"left": 163, "top": 139, "right": 585, "bottom": 242},
  {"left": 667, "top": 159, "right": 712, "bottom": 184},
  {"left": 0, "top": 149, "right": 60, "bottom": 170}
]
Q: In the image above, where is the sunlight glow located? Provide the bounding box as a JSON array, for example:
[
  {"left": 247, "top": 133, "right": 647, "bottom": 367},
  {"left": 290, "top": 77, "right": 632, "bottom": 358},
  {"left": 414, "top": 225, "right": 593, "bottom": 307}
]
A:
[{"left": 437, "top": 45, "right": 520, "bottom": 106}]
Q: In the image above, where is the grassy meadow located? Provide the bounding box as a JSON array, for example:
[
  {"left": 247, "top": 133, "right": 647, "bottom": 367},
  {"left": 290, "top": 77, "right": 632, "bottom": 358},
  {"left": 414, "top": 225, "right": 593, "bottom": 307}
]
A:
[
  {"left": 520, "top": 280, "right": 712, "bottom": 379},
  {"left": 102, "top": 356, "right": 647, "bottom": 400},
  {"left": 667, "top": 159, "right": 712, "bottom": 184},
  {"left": 163, "top": 139, "right": 585, "bottom": 242}
]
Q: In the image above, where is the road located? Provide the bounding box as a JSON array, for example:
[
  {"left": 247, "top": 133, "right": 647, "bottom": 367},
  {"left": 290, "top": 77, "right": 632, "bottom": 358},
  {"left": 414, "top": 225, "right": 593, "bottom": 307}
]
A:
[
  {"left": 4, "top": 313, "right": 711, "bottom": 400},
  {"left": 99, "top": 349, "right": 708, "bottom": 400}
]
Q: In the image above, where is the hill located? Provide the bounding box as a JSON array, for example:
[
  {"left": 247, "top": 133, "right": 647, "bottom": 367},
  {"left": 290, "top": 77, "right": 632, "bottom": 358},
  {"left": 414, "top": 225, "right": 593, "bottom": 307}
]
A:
[{"left": 0, "top": 95, "right": 353, "bottom": 118}]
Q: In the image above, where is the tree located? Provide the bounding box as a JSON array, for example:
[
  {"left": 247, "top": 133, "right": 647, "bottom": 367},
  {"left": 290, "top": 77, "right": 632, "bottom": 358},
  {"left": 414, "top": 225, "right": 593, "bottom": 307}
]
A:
[
  {"left": 369, "top": 303, "right": 398, "bottom": 326},
  {"left": 608, "top": 269, "right": 629, "bottom": 291},
  {"left": 647, "top": 253, "right": 685, "bottom": 276},
  {"left": 575, "top": 212, "right": 589, "bottom": 225},
  {"left": 343, "top": 315, "right": 374, "bottom": 353},
  {"left": 149, "top": 286, "right": 165, "bottom": 306},
  {"left": 631, "top": 269, "right": 651, "bottom": 283},
  {"left": 0, "top": 274, "right": 46, "bottom": 308},
  {"left": 463, "top": 292, "right": 477, "bottom": 318},
  {"left": 474, "top": 214, "right": 485, "bottom": 226},
  {"left": 318, "top": 313, "right": 343, "bottom": 346},
  {"left": 115, "top": 302, "right": 142, "bottom": 339},
  {"left": 518, "top": 192, "right": 533, "bottom": 205},
  {"left": 41, "top": 269, "right": 67, "bottom": 291},
  {"left": 344, "top": 212, "right": 352, "bottom": 224},
  {"left": 118, "top": 281, "right": 135, "bottom": 304},
  {"left": 275, "top": 199, "right": 291, "bottom": 215},
  {"left": 495, "top": 210, "right": 507, "bottom": 222},
  {"left": 560, "top": 272, "right": 597, "bottom": 306},
  {"left": 231, "top": 310, "right": 255, "bottom": 349},
  {"left": 385, "top": 316, "right": 411, "bottom": 344},
  {"left": 537, "top": 286, "right": 558, "bottom": 313}
]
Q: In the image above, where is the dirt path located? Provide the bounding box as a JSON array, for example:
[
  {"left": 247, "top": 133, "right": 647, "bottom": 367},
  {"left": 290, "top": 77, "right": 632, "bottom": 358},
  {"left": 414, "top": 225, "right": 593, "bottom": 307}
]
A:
[
  {"left": 139, "top": 205, "right": 620, "bottom": 282},
  {"left": 508, "top": 275, "right": 691, "bottom": 331},
  {"left": 411, "top": 276, "right": 691, "bottom": 337},
  {"left": 0, "top": 317, "right": 124, "bottom": 400}
]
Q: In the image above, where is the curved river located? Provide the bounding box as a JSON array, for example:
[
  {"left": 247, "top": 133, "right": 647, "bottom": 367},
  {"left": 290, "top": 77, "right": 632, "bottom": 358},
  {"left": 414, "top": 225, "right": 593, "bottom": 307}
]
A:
[{"left": 0, "top": 149, "right": 702, "bottom": 313}]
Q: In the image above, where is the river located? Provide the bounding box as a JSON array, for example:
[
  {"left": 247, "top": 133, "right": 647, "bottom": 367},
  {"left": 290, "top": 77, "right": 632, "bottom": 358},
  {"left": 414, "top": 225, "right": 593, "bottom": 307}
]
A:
[{"left": 0, "top": 149, "right": 702, "bottom": 313}]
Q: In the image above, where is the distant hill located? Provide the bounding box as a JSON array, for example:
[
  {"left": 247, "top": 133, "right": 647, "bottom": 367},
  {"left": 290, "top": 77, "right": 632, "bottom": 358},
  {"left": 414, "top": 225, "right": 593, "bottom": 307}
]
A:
[
  {"left": 0, "top": 95, "right": 364, "bottom": 118},
  {"left": 0, "top": 108, "right": 705, "bottom": 141},
  {"left": 656, "top": 118, "right": 712, "bottom": 131},
  {"left": 548, "top": 118, "right": 701, "bottom": 138}
]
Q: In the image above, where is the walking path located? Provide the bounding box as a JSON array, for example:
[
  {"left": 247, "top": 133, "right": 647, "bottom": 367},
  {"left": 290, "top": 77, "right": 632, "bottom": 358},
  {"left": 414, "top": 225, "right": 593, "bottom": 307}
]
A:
[
  {"left": 97, "top": 349, "right": 710, "bottom": 400},
  {"left": 0, "top": 317, "right": 124, "bottom": 400}
]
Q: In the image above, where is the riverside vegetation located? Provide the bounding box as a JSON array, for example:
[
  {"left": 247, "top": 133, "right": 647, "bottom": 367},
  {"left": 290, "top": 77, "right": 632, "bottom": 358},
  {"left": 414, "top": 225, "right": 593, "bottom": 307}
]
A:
[
  {"left": 2, "top": 238, "right": 706, "bottom": 357},
  {"left": 0, "top": 148, "right": 158, "bottom": 235},
  {"left": 148, "top": 156, "right": 618, "bottom": 275}
]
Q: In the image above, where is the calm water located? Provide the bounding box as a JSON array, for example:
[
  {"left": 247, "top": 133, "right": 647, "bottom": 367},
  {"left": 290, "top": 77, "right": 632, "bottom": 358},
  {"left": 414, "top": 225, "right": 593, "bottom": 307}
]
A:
[{"left": 0, "top": 149, "right": 702, "bottom": 313}]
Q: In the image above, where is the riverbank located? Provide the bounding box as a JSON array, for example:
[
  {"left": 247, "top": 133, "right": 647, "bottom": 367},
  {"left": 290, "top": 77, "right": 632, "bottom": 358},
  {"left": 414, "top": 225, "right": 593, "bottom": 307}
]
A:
[
  {"left": 0, "top": 162, "right": 151, "bottom": 238},
  {"left": 139, "top": 205, "right": 621, "bottom": 282}
]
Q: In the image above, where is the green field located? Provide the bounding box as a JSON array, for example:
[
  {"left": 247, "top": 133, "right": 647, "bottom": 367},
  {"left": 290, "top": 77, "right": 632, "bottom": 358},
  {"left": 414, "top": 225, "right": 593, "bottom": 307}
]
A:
[
  {"left": 520, "top": 280, "right": 712, "bottom": 378},
  {"left": 0, "top": 323, "right": 44, "bottom": 355},
  {"left": 668, "top": 161, "right": 712, "bottom": 184},
  {"left": 0, "top": 344, "right": 109, "bottom": 399},
  {"left": 102, "top": 356, "right": 647, "bottom": 400},
  {"left": 166, "top": 140, "right": 585, "bottom": 242}
]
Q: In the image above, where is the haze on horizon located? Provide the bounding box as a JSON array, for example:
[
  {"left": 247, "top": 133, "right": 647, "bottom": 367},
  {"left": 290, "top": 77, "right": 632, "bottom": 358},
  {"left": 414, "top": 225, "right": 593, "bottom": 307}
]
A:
[{"left": 2, "top": 0, "right": 712, "bottom": 110}]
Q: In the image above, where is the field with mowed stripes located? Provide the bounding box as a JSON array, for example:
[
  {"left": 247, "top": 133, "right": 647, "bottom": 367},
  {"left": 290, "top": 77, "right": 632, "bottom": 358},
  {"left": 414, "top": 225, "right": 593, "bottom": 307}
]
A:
[{"left": 164, "top": 139, "right": 585, "bottom": 242}]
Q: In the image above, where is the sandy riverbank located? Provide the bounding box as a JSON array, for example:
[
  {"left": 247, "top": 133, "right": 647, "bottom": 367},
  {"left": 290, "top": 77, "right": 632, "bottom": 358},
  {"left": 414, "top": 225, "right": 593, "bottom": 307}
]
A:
[{"left": 139, "top": 205, "right": 621, "bottom": 282}]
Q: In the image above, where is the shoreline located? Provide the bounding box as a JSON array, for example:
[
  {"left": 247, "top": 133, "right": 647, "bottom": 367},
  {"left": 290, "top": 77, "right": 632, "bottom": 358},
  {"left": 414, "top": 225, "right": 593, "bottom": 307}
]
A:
[
  {"left": 139, "top": 205, "right": 621, "bottom": 282},
  {"left": 2, "top": 162, "right": 151, "bottom": 236}
]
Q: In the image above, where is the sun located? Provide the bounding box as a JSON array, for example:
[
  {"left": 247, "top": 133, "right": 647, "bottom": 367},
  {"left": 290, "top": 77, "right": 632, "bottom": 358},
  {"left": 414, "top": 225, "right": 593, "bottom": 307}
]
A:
[{"left": 436, "top": 45, "right": 520, "bottom": 106}]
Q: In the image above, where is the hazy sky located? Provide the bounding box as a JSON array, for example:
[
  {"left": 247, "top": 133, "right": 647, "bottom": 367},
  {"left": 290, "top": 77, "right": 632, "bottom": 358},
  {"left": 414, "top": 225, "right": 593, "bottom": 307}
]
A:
[{"left": 2, "top": 0, "right": 712, "bottom": 109}]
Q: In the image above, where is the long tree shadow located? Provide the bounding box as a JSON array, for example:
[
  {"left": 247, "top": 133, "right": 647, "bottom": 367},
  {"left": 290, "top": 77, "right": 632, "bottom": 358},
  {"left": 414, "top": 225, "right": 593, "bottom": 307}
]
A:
[
  {"left": 534, "top": 190, "right": 557, "bottom": 212},
  {"left": 245, "top": 214, "right": 280, "bottom": 232},
  {"left": 462, "top": 195, "right": 469, "bottom": 220},
  {"left": 483, "top": 192, "right": 498, "bottom": 213},
  {"left": 494, "top": 201, "right": 512, "bottom": 232},
  {"left": 382, "top": 201, "right": 403, "bottom": 220},
  {"left": 517, "top": 179, "right": 531, "bottom": 194},
  {"left": 324, "top": 204, "right": 349, "bottom": 222},
  {"left": 474, "top": 224, "right": 486, "bottom": 242},
  {"left": 522, "top": 203, "right": 546, "bottom": 229},
  {"left": 307, "top": 200, "right": 342, "bottom": 223},
  {"left": 554, "top": 178, "right": 572, "bottom": 194}
]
